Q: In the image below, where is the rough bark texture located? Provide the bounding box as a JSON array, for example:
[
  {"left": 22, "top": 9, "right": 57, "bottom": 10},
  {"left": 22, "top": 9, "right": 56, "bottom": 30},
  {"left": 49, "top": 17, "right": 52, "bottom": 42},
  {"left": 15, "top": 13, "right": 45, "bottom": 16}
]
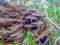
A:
[{"left": 0, "top": 2, "right": 48, "bottom": 43}]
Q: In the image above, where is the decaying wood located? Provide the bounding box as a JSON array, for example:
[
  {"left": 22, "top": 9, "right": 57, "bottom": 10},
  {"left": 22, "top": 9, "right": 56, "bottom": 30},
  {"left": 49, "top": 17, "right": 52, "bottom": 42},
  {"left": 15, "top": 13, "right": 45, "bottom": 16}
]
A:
[
  {"left": 34, "top": 27, "right": 54, "bottom": 42},
  {"left": 0, "top": 3, "right": 48, "bottom": 43}
]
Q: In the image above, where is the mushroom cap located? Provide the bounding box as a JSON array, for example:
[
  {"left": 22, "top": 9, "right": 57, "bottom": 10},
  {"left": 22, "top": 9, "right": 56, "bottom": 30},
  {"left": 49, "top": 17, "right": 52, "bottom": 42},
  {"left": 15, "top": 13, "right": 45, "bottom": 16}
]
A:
[
  {"left": 24, "top": 24, "right": 35, "bottom": 27},
  {"left": 31, "top": 26, "right": 38, "bottom": 30},
  {"left": 25, "top": 15, "right": 37, "bottom": 20},
  {"left": 32, "top": 13, "right": 41, "bottom": 16},
  {"left": 32, "top": 20, "right": 44, "bottom": 25},
  {"left": 27, "top": 8, "right": 37, "bottom": 13}
]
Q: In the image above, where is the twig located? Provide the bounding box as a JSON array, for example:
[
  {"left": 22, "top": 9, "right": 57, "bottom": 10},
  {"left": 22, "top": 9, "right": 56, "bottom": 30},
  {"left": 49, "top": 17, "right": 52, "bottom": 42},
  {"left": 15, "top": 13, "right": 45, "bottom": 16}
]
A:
[
  {"left": 34, "top": 28, "right": 53, "bottom": 42},
  {"left": 45, "top": 17, "right": 60, "bottom": 30}
]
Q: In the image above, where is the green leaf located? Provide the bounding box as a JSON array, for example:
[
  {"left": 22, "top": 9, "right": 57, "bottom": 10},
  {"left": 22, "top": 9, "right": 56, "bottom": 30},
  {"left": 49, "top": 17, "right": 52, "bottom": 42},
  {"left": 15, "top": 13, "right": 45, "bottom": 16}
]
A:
[
  {"left": 47, "top": 0, "right": 56, "bottom": 5},
  {"left": 47, "top": 8, "right": 54, "bottom": 18},
  {"left": 56, "top": 8, "right": 60, "bottom": 24},
  {"left": 53, "top": 29, "right": 59, "bottom": 37},
  {"left": 23, "top": 31, "right": 36, "bottom": 45}
]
